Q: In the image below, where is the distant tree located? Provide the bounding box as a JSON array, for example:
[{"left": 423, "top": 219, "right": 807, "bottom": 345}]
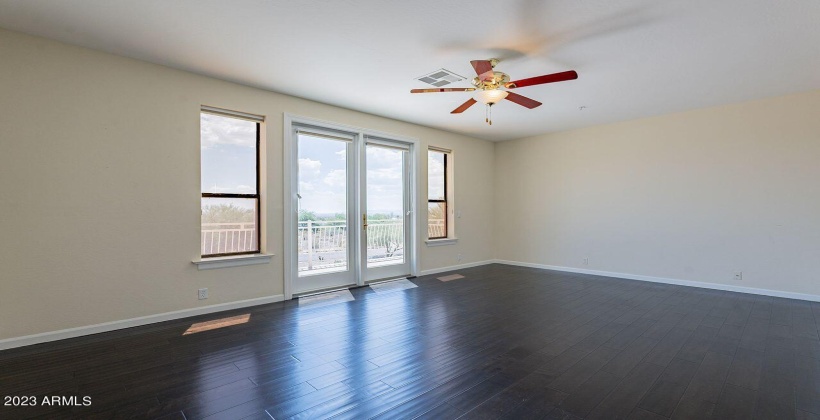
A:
[
  {"left": 299, "top": 209, "right": 318, "bottom": 221},
  {"left": 367, "top": 212, "right": 398, "bottom": 221},
  {"left": 428, "top": 204, "right": 444, "bottom": 221},
  {"left": 202, "top": 204, "right": 255, "bottom": 223}
]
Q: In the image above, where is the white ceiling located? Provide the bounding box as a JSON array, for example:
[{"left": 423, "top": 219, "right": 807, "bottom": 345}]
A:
[{"left": 1, "top": 0, "right": 819, "bottom": 141}]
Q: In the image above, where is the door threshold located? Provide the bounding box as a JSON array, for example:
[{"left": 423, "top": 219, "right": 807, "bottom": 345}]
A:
[
  {"left": 294, "top": 284, "right": 357, "bottom": 299},
  {"left": 367, "top": 276, "right": 412, "bottom": 285}
]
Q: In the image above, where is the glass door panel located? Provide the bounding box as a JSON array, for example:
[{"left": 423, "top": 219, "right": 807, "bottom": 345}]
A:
[
  {"left": 364, "top": 142, "right": 411, "bottom": 282},
  {"left": 295, "top": 132, "right": 355, "bottom": 293}
]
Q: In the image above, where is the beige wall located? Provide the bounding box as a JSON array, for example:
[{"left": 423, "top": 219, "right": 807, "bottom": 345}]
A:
[
  {"left": 4, "top": 25, "right": 819, "bottom": 344},
  {"left": 495, "top": 90, "right": 820, "bottom": 296},
  {"left": 0, "top": 29, "right": 495, "bottom": 341}
]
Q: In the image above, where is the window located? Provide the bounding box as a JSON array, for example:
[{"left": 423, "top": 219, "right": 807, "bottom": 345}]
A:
[
  {"left": 428, "top": 148, "right": 449, "bottom": 239},
  {"left": 200, "top": 106, "right": 263, "bottom": 257}
]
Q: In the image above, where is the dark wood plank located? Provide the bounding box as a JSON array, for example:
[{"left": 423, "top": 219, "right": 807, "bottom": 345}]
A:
[
  {"left": 726, "top": 346, "right": 764, "bottom": 390},
  {"left": 712, "top": 383, "right": 757, "bottom": 420},
  {"left": 547, "top": 346, "right": 621, "bottom": 393},
  {"left": 557, "top": 370, "right": 622, "bottom": 418},
  {"left": 0, "top": 264, "right": 810, "bottom": 419},
  {"left": 586, "top": 362, "right": 665, "bottom": 420}
]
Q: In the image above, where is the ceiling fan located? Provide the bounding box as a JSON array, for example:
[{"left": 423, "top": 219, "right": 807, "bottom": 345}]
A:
[{"left": 411, "top": 59, "right": 578, "bottom": 125}]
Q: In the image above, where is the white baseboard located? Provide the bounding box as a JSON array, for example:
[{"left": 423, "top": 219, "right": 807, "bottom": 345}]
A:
[
  {"left": 418, "top": 260, "right": 495, "bottom": 276},
  {"left": 0, "top": 295, "right": 285, "bottom": 351},
  {"left": 7, "top": 260, "right": 817, "bottom": 351},
  {"left": 494, "top": 259, "right": 820, "bottom": 303}
]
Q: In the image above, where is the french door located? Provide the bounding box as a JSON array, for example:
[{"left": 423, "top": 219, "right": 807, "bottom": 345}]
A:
[
  {"left": 362, "top": 138, "right": 412, "bottom": 282},
  {"left": 291, "top": 124, "right": 413, "bottom": 295}
]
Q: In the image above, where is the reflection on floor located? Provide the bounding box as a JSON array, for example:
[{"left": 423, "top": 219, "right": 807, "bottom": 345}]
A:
[
  {"left": 298, "top": 288, "right": 355, "bottom": 308},
  {"left": 0, "top": 263, "right": 816, "bottom": 419},
  {"left": 369, "top": 278, "right": 418, "bottom": 294}
]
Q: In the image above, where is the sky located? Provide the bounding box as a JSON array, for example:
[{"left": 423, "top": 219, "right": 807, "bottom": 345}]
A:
[
  {"left": 200, "top": 114, "right": 437, "bottom": 218},
  {"left": 201, "top": 113, "right": 256, "bottom": 194},
  {"left": 201, "top": 113, "right": 258, "bottom": 211},
  {"left": 428, "top": 151, "right": 445, "bottom": 200},
  {"left": 299, "top": 134, "right": 406, "bottom": 216}
]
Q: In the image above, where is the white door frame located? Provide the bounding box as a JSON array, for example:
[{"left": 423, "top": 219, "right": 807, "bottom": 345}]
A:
[{"left": 283, "top": 113, "right": 420, "bottom": 299}]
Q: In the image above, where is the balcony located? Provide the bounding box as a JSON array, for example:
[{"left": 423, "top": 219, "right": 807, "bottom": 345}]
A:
[{"left": 200, "top": 219, "right": 446, "bottom": 270}]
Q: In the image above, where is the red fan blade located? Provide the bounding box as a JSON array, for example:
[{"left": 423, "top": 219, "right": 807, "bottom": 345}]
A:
[
  {"left": 451, "top": 98, "right": 478, "bottom": 114},
  {"left": 470, "top": 60, "right": 494, "bottom": 81},
  {"left": 505, "top": 92, "right": 542, "bottom": 109},
  {"left": 411, "top": 87, "right": 476, "bottom": 93},
  {"left": 505, "top": 70, "right": 578, "bottom": 89}
]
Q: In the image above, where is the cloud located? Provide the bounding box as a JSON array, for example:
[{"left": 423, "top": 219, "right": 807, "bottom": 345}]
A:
[
  {"left": 300, "top": 189, "right": 347, "bottom": 214},
  {"left": 367, "top": 168, "right": 402, "bottom": 186},
  {"left": 324, "top": 169, "right": 347, "bottom": 187},
  {"left": 368, "top": 167, "right": 402, "bottom": 179},
  {"left": 366, "top": 146, "right": 402, "bottom": 168},
  {"left": 299, "top": 181, "right": 316, "bottom": 192},
  {"left": 200, "top": 113, "right": 257, "bottom": 149},
  {"left": 298, "top": 158, "right": 322, "bottom": 179}
]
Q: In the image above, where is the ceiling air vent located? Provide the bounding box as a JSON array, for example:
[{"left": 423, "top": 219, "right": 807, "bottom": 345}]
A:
[{"left": 416, "top": 69, "right": 466, "bottom": 87}]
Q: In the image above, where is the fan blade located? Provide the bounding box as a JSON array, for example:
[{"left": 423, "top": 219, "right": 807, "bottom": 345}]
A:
[
  {"left": 505, "top": 70, "right": 578, "bottom": 89},
  {"left": 451, "top": 98, "right": 478, "bottom": 114},
  {"left": 411, "top": 87, "right": 476, "bottom": 93},
  {"left": 470, "top": 60, "right": 494, "bottom": 81},
  {"left": 505, "top": 92, "right": 542, "bottom": 109}
]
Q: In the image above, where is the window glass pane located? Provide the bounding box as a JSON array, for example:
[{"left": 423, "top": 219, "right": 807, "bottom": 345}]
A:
[
  {"left": 428, "top": 150, "right": 445, "bottom": 201},
  {"left": 297, "top": 134, "right": 349, "bottom": 275},
  {"left": 366, "top": 145, "right": 406, "bottom": 267},
  {"left": 428, "top": 202, "right": 446, "bottom": 239},
  {"left": 201, "top": 113, "right": 257, "bottom": 194},
  {"left": 201, "top": 197, "right": 258, "bottom": 255}
]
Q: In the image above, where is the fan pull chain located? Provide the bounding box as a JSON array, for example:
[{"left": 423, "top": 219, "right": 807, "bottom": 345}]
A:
[{"left": 486, "top": 103, "right": 493, "bottom": 125}]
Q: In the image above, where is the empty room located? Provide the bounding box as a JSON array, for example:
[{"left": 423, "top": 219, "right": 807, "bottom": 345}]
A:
[{"left": 1, "top": 1, "right": 819, "bottom": 419}]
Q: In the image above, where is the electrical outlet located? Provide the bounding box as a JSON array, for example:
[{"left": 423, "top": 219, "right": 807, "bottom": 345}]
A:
[
  {"left": 457, "top": 254, "right": 463, "bottom": 262},
  {"left": 734, "top": 272, "right": 743, "bottom": 281},
  {"left": 198, "top": 288, "right": 208, "bottom": 300},
  {"left": 583, "top": 257, "right": 589, "bottom": 266}
]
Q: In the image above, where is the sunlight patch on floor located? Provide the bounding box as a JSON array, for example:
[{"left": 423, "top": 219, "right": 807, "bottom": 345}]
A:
[
  {"left": 183, "top": 314, "right": 250, "bottom": 335},
  {"left": 438, "top": 274, "right": 465, "bottom": 282}
]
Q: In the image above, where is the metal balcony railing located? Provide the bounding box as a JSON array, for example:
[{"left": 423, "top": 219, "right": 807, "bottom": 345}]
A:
[
  {"left": 201, "top": 222, "right": 257, "bottom": 255},
  {"left": 200, "top": 219, "right": 446, "bottom": 270}
]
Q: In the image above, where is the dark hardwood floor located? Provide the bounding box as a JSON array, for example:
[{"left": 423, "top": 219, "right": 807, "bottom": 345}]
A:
[{"left": 2, "top": 263, "right": 819, "bottom": 419}]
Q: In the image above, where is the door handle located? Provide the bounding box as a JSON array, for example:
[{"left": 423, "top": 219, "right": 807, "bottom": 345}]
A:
[{"left": 362, "top": 214, "right": 368, "bottom": 231}]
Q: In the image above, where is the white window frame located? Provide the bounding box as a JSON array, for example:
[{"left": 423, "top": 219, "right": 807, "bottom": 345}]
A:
[{"left": 193, "top": 106, "right": 272, "bottom": 269}]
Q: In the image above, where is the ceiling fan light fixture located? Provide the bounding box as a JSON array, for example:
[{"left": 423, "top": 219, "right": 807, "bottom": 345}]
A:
[
  {"left": 411, "top": 59, "right": 577, "bottom": 126},
  {"left": 474, "top": 89, "right": 509, "bottom": 105}
]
